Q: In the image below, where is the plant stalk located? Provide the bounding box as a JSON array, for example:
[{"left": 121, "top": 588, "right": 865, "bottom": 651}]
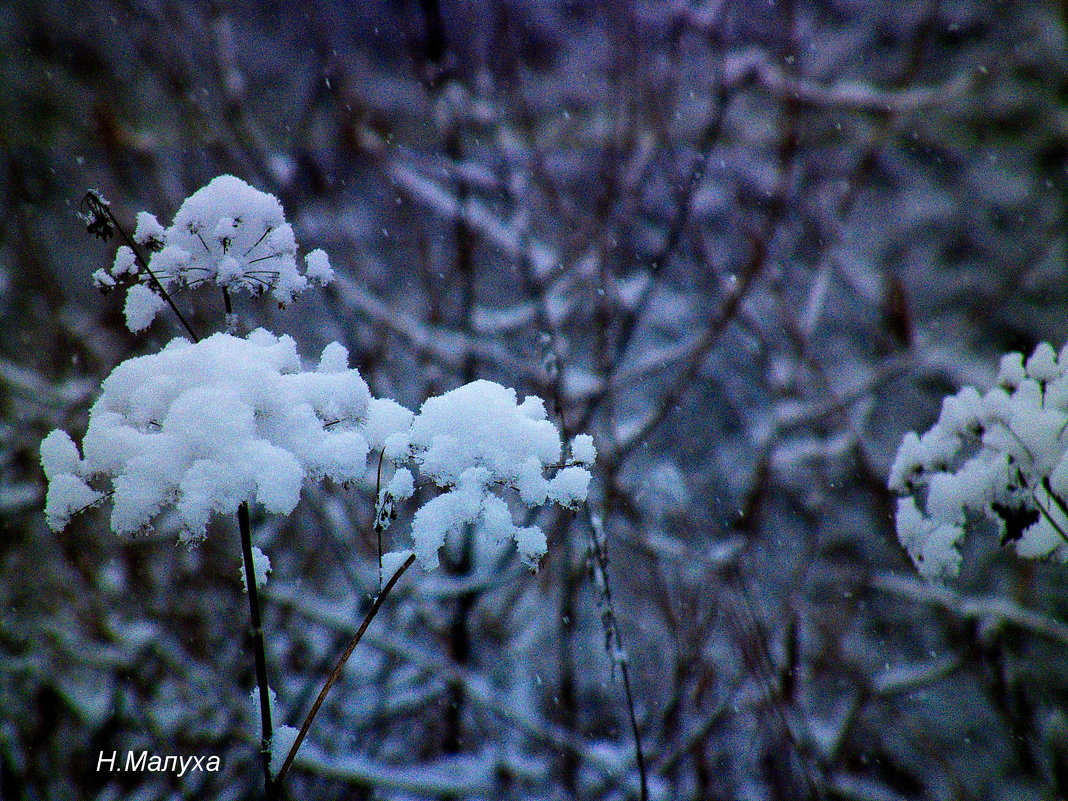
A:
[
  {"left": 83, "top": 191, "right": 200, "bottom": 343},
  {"left": 238, "top": 501, "right": 275, "bottom": 800},
  {"left": 586, "top": 508, "right": 649, "bottom": 801},
  {"left": 274, "top": 553, "right": 416, "bottom": 786}
]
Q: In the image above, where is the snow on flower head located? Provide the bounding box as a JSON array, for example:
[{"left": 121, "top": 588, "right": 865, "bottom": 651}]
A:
[
  {"left": 889, "top": 340, "right": 1068, "bottom": 580},
  {"left": 41, "top": 330, "right": 376, "bottom": 539},
  {"left": 41, "top": 330, "right": 593, "bottom": 570},
  {"left": 397, "top": 379, "right": 592, "bottom": 570},
  {"left": 96, "top": 176, "right": 334, "bottom": 332}
]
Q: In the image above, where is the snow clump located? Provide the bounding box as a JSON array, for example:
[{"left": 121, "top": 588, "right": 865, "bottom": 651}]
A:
[
  {"left": 888, "top": 341, "right": 1068, "bottom": 580},
  {"left": 241, "top": 545, "right": 272, "bottom": 592},
  {"left": 41, "top": 343, "right": 593, "bottom": 571},
  {"left": 93, "top": 175, "right": 333, "bottom": 332},
  {"left": 41, "top": 330, "right": 383, "bottom": 539},
  {"left": 398, "top": 380, "right": 592, "bottom": 570}
]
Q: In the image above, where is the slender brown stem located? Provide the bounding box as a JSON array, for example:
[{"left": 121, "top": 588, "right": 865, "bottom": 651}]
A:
[
  {"left": 239, "top": 501, "right": 275, "bottom": 800},
  {"left": 83, "top": 191, "right": 200, "bottom": 343},
  {"left": 274, "top": 553, "right": 417, "bottom": 787},
  {"left": 585, "top": 508, "right": 649, "bottom": 801}
]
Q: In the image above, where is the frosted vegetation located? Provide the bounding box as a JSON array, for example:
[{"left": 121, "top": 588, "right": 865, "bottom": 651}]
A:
[
  {"left": 10, "top": 2, "right": 1068, "bottom": 799},
  {"left": 890, "top": 342, "right": 1068, "bottom": 581},
  {"left": 50, "top": 178, "right": 590, "bottom": 575},
  {"left": 41, "top": 177, "right": 593, "bottom": 796},
  {"left": 93, "top": 175, "right": 334, "bottom": 331}
]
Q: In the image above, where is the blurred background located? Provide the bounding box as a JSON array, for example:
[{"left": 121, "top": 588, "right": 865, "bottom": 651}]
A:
[{"left": 4, "top": 1, "right": 1068, "bottom": 799}]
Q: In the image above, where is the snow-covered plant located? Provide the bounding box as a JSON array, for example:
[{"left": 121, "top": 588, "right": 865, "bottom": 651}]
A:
[
  {"left": 50, "top": 175, "right": 596, "bottom": 797},
  {"left": 41, "top": 330, "right": 386, "bottom": 538},
  {"left": 386, "top": 380, "right": 594, "bottom": 570},
  {"left": 90, "top": 175, "right": 334, "bottom": 332},
  {"left": 888, "top": 341, "right": 1068, "bottom": 581},
  {"left": 41, "top": 334, "right": 594, "bottom": 570}
]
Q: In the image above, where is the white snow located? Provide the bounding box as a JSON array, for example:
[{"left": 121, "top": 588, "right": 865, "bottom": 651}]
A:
[
  {"left": 91, "top": 268, "right": 115, "bottom": 290},
  {"left": 111, "top": 245, "right": 137, "bottom": 276},
  {"left": 51, "top": 191, "right": 598, "bottom": 571},
  {"left": 102, "top": 175, "right": 334, "bottom": 332},
  {"left": 547, "top": 466, "right": 592, "bottom": 507},
  {"left": 894, "top": 497, "right": 963, "bottom": 581},
  {"left": 123, "top": 283, "right": 167, "bottom": 332},
  {"left": 270, "top": 725, "right": 300, "bottom": 775},
  {"left": 363, "top": 398, "right": 415, "bottom": 453},
  {"left": 569, "top": 433, "right": 596, "bottom": 465},
  {"left": 304, "top": 249, "right": 334, "bottom": 284},
  {"left": 42, "top": 473, "right": 105, "bottom": 532},
  {"left": 996, "top": 352, "right": 1026, "bottom": 387},
  {"left": 400, "top": 380, "right": 590, "bottom": 571},
  {"left": 133, "top": 211, "right": 165, "bottom": 246},
  {"left": 409, "top": 470, "right": 485, "bottom": 570},
  {"left": 241, "top": 545, "right": 272, "bottom": 592},
  {"left": 380, "top": 549, "right": 414, "bottom": 585},
  {"left": 40, "top": 429, "right": 81, "bottom": 478},
  {"left": 889, "top": 340, "right": 1068, "bottom": 580},
  {"left": 45, "top": 354, "right": 593, "bottom": 570},
  {"left": 385, "top": 468, "right": 415, "bottom": 500},
  {"left": 1026, "top": 342, "right": 1059, "bottom": 382},
  {"left": 407, "top": 380, "right": 560, "bottom": 485},
  {"left": 43, "top": 330, "right": 377, "bottom": 539}
]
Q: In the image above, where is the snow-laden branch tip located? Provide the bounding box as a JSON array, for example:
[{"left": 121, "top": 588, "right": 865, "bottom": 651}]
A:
[
  {"left": 391, "top": 380, "right": 594, "bottom": 570},
  {"left": 93, "top": 175, "right": 334, "bottom": 332},
  {"left": 41, "top": 330, "right": 387, "bottom": 539},
  {"left": 42, "top": 337, "right": 594, "bottom": 570},
  {"left": 888, "top": 341, "right": 1068, "bottom": 580}
]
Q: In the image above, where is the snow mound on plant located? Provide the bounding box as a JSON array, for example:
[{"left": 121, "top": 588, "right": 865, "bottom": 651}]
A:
[
  {"left": 42, "top": 338, "right": 595, "bottom": 571},
  {"left": 96, "top": 175, "right": 333, "bottom": 332},
  {"left": 402, "top": 380, "right": 591, "bottom": 570},
  {"left": 42, "top": 330, "right": 378, "bottom": 538},
  {"left": 889, "top": 341, "right": 1068, "bottom": 580}
]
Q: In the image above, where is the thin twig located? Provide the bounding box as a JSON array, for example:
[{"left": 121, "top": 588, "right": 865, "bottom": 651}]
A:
[
  {"left": 239, "top": 501, "right": 275, "bottom": 800},
  {"left": 274, "top": 553, "right": 417, "bottom": 787},
  {"left": 585, "top": 508, "right": 649, "bottom": 801},
  {"left": 82, "top": 191, "right": 200, "bottom": 343},
  {"left": 374, "top": 449, "right": 386, "bottom": 586}
]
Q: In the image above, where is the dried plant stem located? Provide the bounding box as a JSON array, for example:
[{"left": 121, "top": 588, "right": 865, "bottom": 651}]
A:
[
  {"left": 586, "top": 508, "right": 648, "bottom": 801},
  {"left": 83, "top": 191, "right": 201, "bottom": 343},
  {"left": 90, "top": 198, "right": 274, "bottom": 792},
  {"left": 274, "top": 552, "right": 417, "bottom": 787},
  {"left": 238, "top": 501, "right": 275, "bottom": 800},
  {"left": 619, "top": 659, "right": 648, "bottom": 801}
]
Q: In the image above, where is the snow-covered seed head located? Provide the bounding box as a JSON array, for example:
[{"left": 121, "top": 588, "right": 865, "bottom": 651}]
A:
[
  {"left": 889, "top": 340, "right": 1068, "bottom": 580},
  {"left": 41, "top": 330, "right": 381, "bottom": 540},
  {"left": 97, "top": 176, "right": 335, "bottom": 333},
  {"left": 400, "top": 380, "right": 593, "bottom": 571}
]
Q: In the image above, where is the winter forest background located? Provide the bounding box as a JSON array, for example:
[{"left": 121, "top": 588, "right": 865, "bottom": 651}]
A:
[{"left": 4, "top": 1, "right": 1068, "bottom": 799}]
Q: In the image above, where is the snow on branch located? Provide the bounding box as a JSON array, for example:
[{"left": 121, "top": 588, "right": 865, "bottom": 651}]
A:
[
  {"left": 723, "top": 49, "right": 975, "bottom": 115},
  {"left": 267, "top": 583, "right": 633, "bottom": 777},
  {"left": 873, "top": 571, "right": 1068, "bottom": 648},
  {"left": 888, "top": 341, "right": 1068, "bottom": 580},
  {"left": 387, "top": 161, "right": 560, "bottom": 280},
  {"left": 94, "top": 175, "right": 334, "bottom": 332},
  {"left": 41, "top": 330, "right": 380, "bottom": 538},
  {"left": 42, "top": 337, "right": 592, "bottom": 570}
]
